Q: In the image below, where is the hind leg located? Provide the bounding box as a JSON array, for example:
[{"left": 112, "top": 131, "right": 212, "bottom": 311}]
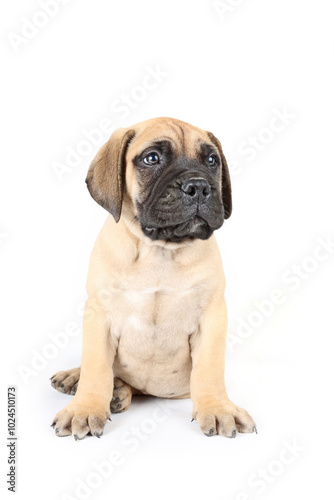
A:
[
  {"left": 51, "top": 367, "right": 133, "bottom": 413},
  {"left": 110, "top": 377, "right": 133, "bottom": 413},
  {"left": 50, "top": 367, "right": 80, "bottom": 395}
]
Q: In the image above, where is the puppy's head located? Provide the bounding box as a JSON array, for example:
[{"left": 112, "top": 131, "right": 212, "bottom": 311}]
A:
[{"left": 86, "top": 117, "right": 232, "bottom": 243}]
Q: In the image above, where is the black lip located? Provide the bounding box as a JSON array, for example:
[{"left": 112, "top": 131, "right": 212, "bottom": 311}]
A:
[{"left": 142, "top": 215, "right": 214, "bottom": 242}]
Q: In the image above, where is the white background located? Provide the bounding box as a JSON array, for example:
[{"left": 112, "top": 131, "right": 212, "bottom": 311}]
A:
[{"left": 1, "top": 0, "right": 334, "bottom": 499}]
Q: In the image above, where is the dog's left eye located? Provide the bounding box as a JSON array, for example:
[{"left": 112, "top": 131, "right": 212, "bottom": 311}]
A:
[
  {"left": 143, "top": 152, "right": 160, "bottom": 165},
  {"left": 208, "top": 154, "right": 218, "bottom": 167}
]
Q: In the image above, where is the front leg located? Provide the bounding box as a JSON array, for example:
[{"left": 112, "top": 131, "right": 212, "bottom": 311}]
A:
[
  {"left": 51, "top": 298, "right": 115, "bottom": 440},
  {"left": 190, "top": 289, "right": 256, "bottom": 438}
]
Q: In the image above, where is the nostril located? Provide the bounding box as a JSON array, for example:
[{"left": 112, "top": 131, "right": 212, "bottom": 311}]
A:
[
  {"left": 187, "top": 186, "right": 197, "bottom": 197},
  {"left": 203, "top": 186, "right": 210, "bottom": 197}
]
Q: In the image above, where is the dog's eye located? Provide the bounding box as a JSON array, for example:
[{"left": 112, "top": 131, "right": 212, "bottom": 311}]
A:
[
  {"left": 143, "top": 152, "right": 160, "bottom": 165},
  {"left": 208, "top": 154, "right": 218, "bottom": 167}
]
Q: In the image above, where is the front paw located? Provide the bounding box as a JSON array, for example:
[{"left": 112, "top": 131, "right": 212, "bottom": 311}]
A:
[
  {"left": 51, "top": 398, "right": 111, "bottom": 440},
  {"left": 193, "top": 398, "right": 256, "bottom": 438}
]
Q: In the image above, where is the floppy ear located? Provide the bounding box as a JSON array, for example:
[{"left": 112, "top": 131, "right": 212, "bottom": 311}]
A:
[
  {"left": 85, "top": 128, "right": 136, "bottom": 222},
  {"left": 206, "top": 131, "right": 232, "bottom": 219}
]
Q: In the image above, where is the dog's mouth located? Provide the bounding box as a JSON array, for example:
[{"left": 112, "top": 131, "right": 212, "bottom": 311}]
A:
[{"left": 142, "top": 216, "right": 212, "bottom": 242}]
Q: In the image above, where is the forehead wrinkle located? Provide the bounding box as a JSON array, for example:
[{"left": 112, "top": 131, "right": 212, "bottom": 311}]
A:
[
  {"left": 181, "top": 128, "right": 207, "bottom": 158},
  {"left": 169, "top": 123, "right": 185, "bottom": 152}
]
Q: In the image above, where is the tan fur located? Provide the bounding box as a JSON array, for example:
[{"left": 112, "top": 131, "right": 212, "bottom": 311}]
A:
[{"left": 51, "top": 117, "right": 255, "bottom": 439}]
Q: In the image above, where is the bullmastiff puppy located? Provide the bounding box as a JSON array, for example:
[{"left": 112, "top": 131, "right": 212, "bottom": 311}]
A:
[{"left": 50, "top": 117, "right": 256, "bottom": 440}]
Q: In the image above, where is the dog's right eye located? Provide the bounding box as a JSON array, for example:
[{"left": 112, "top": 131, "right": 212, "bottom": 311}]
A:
[{"left": 143, "top": 152, "right": 160, "bottom": 165}]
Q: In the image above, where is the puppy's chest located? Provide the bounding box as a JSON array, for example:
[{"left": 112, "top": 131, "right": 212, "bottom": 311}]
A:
[{"left": 105, "top": 262, "right": 206, "bottom": 349}]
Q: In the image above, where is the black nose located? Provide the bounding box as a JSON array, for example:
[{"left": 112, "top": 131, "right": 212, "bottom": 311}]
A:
[{"left": 181, "top": 178, "right": 211, "bottom": 203}]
